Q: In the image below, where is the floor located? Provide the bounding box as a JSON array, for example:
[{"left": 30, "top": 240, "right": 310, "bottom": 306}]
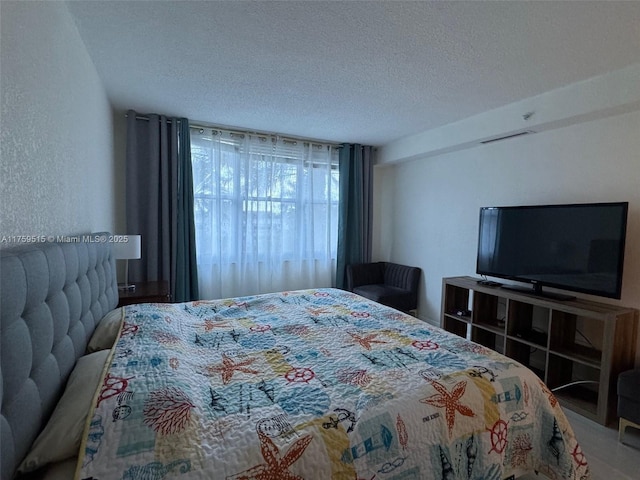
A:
[{"left": 520, "top": 409, "right": 640, "bottom": 480}]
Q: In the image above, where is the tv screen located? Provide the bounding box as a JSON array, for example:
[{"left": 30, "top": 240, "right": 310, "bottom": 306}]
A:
[{"left": 476, "top": 202, "right": 628, "bottom": 299}]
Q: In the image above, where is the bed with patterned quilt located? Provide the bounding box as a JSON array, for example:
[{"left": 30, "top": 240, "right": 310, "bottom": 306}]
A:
[{"left": 73, "top": 288, "right": 589, "bottom": 480}]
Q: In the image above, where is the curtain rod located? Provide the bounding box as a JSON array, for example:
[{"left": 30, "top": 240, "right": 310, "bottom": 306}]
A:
[
  {"left": 190, "top": 125, "right": 343, "bottom": 149},
  {"left": 125, "top": 113, "right": 342, "bottom": 149}
]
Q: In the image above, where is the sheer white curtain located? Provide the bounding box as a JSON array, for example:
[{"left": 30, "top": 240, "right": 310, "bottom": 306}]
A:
[{"left": 191, "top": 128, "right": 339, "bottom": 299}]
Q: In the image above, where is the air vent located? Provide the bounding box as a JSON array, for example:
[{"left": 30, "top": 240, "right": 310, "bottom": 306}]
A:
[{"left": 480, "top": 130, "right": 535, "bottom": 145}]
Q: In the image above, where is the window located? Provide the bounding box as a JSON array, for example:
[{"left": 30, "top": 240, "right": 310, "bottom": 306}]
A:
[{"left": 191, "top": 129, "right": 339, "bottom": 299}]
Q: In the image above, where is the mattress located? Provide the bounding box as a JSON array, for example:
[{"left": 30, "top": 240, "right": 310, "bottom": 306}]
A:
[{"left": 76, "top": 288, "right": 589, "bottom": 479}]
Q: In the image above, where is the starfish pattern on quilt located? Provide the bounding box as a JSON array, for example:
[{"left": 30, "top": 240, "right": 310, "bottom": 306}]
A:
[
  {"left": 232, "top": 432, "right": 313, "bottom": 480},
  {"left": 203, "top": 319, "right": 230, "bottom": 331},
  {"left": 206, "top": 353, "right": 259, "bottom": 385},
  {"left": 420, "top": 380, "right": 475, "bottom": 435},
  {"left": 347, "top": 331, "right": 388, "bottom": 350}
]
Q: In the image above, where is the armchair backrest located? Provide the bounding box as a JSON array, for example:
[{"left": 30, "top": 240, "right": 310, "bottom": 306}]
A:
[
  {"left": 346, "top": 262, "right": 385, "bottom": 291},
  {"left": 345, "top": 262, "right": 421, "bottom": 313},
  {"left": 346, "top": 262, "right": 421, "bottom": 292},
  {"left": 383, "top": 262, "right": 421, "bottom": 291}
]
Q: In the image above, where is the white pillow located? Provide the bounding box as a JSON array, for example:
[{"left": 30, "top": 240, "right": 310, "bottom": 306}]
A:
[
  {"left": 17, "top": 350, "right": 111, "bottom": 475},
  {"left": 87, "top": 307, "right": 124, "bottom": 353}
]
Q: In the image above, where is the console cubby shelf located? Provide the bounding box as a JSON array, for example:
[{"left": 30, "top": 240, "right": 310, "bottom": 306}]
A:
[{"left": 441, "top": 276, "right": 638, "bottom": 425}]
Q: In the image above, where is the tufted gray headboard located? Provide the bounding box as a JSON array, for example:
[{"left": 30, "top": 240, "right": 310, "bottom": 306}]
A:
[{"left": 0, "top": 235, "right": 118, "bottom": 479}]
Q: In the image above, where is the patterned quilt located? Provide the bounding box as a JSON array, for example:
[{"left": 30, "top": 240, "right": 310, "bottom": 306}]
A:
[{"left": 76, "top": 288, "right": 590, "bottom": 480}]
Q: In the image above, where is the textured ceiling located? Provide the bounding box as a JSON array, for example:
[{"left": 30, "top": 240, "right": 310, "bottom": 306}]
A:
[{"left": 66, "top": 1, "right": 640, "bottom": 146}]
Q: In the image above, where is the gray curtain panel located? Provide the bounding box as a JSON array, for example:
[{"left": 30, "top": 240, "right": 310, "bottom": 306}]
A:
[
  {"left": 336, "top": 144, "right": 374, "bottom": 289},
  {"left": 126, "top": 110, "right": 199, "bottom": 302}
]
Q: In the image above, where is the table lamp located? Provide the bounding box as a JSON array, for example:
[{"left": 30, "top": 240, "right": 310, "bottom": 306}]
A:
[{"left": 113, "top": 235, "right": 141, "bottom": 291}]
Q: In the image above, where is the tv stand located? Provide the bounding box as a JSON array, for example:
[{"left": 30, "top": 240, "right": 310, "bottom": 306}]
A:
[
  {"left": 441, "top": 276, "right": 638, "bottom": 425},
  {"left": 500, "top": 283, "right": 575, "bottom": 301}
]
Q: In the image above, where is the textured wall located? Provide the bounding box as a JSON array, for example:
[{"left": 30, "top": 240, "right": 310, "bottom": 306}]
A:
[{"left": 0, "top": 1, "right": 115, "bottom": 238}]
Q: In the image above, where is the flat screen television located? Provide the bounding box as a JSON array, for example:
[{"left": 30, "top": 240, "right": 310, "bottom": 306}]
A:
[{"left": 476, "top": 202, "right": 628, "bottom": 300}]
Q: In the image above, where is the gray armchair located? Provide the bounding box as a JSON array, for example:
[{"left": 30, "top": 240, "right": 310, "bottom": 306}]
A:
[{"left": 346, "top": 262, "right": 421, "bottom": 314}]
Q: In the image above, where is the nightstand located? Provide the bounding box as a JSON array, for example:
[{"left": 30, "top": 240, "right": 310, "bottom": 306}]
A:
[{"left": 118, "top": 281, "right": 171, "bottom": 307}]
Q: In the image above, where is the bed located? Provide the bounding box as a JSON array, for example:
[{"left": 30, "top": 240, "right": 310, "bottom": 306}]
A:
[{"left": 1, "top": 238, "right": 590, "bottom": 480}]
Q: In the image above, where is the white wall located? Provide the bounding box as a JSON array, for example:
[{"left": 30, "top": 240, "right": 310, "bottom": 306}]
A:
[
  {"left": 0, "top": 1, "right": 115, "bottom": 238},
  {"left": 374, "top": 108, "right": 640, "bottom": 362},
  {"left": 113, "top": 111, "right": 128, "bottom": 235}
]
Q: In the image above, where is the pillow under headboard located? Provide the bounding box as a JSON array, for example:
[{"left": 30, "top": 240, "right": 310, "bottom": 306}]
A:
[{"left": 0, "top": 234, "right": 118, "bottom": 479}]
